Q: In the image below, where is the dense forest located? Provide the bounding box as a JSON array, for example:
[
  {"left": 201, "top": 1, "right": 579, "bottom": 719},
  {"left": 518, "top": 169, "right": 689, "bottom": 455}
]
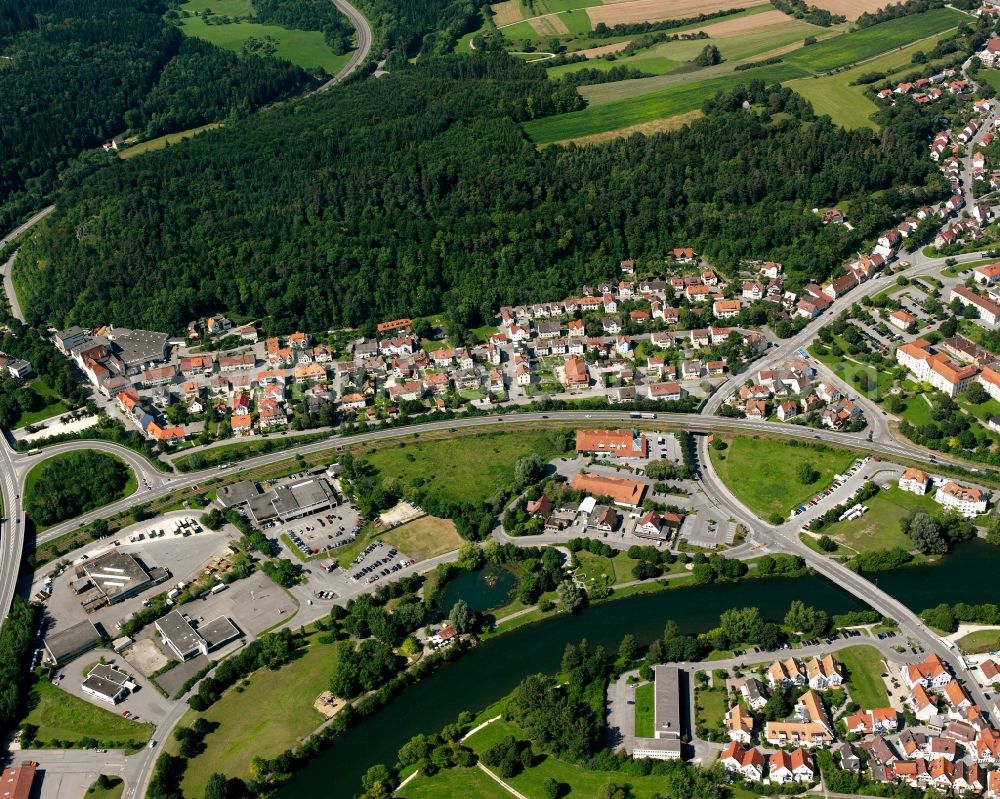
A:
[
  {"left": 15, "top": 53, "right": 943, "bottom": 335},
  {"left": 24, "top": 450, "right": 131, "bottom": 527},
  {"left": 0, "top": 0, "right": 312, "bottom": 232}
]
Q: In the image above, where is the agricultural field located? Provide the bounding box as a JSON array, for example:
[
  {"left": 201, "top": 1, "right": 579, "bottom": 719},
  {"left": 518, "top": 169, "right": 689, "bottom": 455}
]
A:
[
  {"left": 381, "top": 516, "right": 465, "bottom": 561},
  {"left": 709, "top": 435, "right": 858, "bottom": 521},
  {"left": 586, "top": 0, "right": 763, "bottom": 29},
  {"left": 524, "top": 63, "right": 806, "bottom": 143},
  {"left": 806, "top": 0, "right": 885, "bottom": 20},
  {"left": 178, "top": 0, "right": 352, "bottom": 73},
  {"left": 549, "top": 10, "right": 824, "bottom": 80},
  {"left": 787, "top": 32, "right": 961, "bottom": 128},
  {"left": 783, "top": 7, "right": 964, "bottom": 73}
]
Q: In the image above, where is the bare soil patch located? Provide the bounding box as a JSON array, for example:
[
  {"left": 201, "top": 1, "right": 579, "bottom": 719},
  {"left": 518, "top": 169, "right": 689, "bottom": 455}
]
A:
[
  {"left": 693, "top": 8, "right": 796, "bottom": 36},
  {"left": 575, "top": 40, "right": 631, "bottom": 57}
]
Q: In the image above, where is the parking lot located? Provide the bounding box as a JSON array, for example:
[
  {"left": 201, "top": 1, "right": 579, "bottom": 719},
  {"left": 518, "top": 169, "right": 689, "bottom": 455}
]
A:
[
  {"left": 346, "top": 540, "right": 415, "bottom": 587},
  {"left": 273, "top": 502, "right": 362, "bottom": 560},
  {"left": 682, "top": 511, "right": 736, "bottom": 549}
]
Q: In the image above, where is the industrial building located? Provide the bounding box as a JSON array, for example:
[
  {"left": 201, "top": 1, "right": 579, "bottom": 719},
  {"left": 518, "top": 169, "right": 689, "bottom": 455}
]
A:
[
  {"left": 632, "top": 665, "right": 686, "bottom": 760},
  {"left": 81, "top": 663, "right": 136, "bottom": 704},
  {"left": 43, "top": 619, "right": 102, "bottom": 665},
  {"left": 74, "top": 551, "right": 170, "bottom": 608},
  {"left": 217, "top": 476, "right": 337, "bottom": 525},
  {"left": 155, "top": 610, "right": 240, "bottom": 661}
]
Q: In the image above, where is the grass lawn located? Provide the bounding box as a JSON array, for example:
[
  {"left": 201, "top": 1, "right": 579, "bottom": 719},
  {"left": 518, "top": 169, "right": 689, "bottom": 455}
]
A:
[
  {"left": 178, "top": 13, "right": 351, "bottom": 73},
  {"left": 897, "top": 395, "right": 934, "bottom": 428},
  {"left": 14, "top": 376, "right": 72, "bottom": 429},
  {"left": 819, "top": 485, "right": 935, "bottom": 554},
  {"left": 173, "top": 632, "right": 340, "bottom": 796},
  {"left": 783, "top": 8, "right": 964, "bottom": 73},
  {"left": 382, "top": 516, "right": 464, "bottom": 561},
  {"left": 957, "top": 628, "right": 1000, "bottom": 655},
  {"left": 695, "top": 683, "right": 728, "bottom": 736},
  {"left": 23, "top": 451, "right": 137, "bottom": 531},
  {"left": 401, "top": 766, "right": 514, "bottom": 799},
  {"left": 634, "top": 681, "right": 654, "bottom": 737},
  {"left": 809, "top": 344, "right": 891, "bottom": 400},
  {"left": 838, "top": 645, "right": 889, "bottom": 708},
  {"left": 84, "top": 776, "right": 124, "bottom": 799},
  {"left": 466, "top": 719, "right": 672, "bottom": 798},
  {"left": 25, "top": 681, "right": 153, "bottom": 747},
  {"left": 958, "top": 394, "right": 1000, "bottom": 422},
  {"left": 363, "top": 429, "right": 570, "bottom": 506},
  {"left": 120, "top": 123, "right": 223, "bottom": 159},
  {"left": 523, "top": 63, "right": 807, "bottom": 143},
  {"left": 710, "top": 435, "right": 858, "bottom": 520}
]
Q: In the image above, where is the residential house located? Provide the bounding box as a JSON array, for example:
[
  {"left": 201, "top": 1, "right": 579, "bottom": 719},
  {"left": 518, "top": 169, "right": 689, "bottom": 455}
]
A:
[
  {"left": 905, "top": 654, "right": 952, "bottom": 690},
  {"left": 764, "top": 691, "right": 834, "bottom": 748},
  {"left": 899, "top": 468, "right": 930, "bottom": 495},
  {"left": 741, "top": 678, "right": 770, "bottom": 711},
  {"left": 726, "top": 704, "right": 754, "bottom": 744},
  {"left": 934, "top": 481, "right": 988, "bottom": 517},
  {"left": 768, "top": 749, "right": 815, "bottom": 784},
  {"left": 562, "top": 355, "right": 589, "bottom": 388},
  {"left": 575, "top": 429, "right": 648, "bottom": 459},
  {"left": 720, "top": 742, "right": 765, "bottom": 782},
  {"left": 646, "top": 382, "right": 683, "bottom": 402},
  {"left": 805, "top": 655, "right": 843, "bottom": 689},
  {"left": 768, "top": 658, "right": 805, "bottom": 688}
]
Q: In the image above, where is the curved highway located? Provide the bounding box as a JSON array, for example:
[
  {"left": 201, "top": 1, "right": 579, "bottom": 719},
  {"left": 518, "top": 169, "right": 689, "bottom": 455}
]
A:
[{"left": 314, "top": 0, "right": 374, "bottom": 92}]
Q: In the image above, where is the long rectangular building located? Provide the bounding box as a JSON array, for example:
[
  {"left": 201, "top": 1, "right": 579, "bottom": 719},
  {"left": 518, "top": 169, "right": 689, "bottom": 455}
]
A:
[{"left": 575, "top": 429, "right": 648, "bottom": 459}]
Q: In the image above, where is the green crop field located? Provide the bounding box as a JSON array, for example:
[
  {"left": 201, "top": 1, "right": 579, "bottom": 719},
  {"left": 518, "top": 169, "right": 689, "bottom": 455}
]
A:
[
  {"left": 524, "top": 63, "right": 807, "bottom": 142},
  {"left": 178, "top": 10, "right": 351, "bottom": 73},
  {"left": 120, "top": 123, "right": 223, "bottom": 159},
  {"left": 709, "top": 435, "right": 858, "bottom": 520},
  {"left": 784, "top": 8, "right": 964, "bottom": 73},
  {"left": 839, "top": 645, "right": 890, "bottom": 708}
]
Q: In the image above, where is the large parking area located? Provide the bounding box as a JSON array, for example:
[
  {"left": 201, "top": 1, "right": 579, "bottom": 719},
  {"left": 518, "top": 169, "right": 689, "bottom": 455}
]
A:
[
  {"left": 273, "top": 503, "right": 362, "bottom": 560},
  {"left": 346, "top": 540, "right": 415, "bottom": 587}
]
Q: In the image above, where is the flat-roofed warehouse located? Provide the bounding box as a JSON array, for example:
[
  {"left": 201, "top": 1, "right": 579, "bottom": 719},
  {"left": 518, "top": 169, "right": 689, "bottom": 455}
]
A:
[
  {"left": 44, "top": 619, "right": 102, "bottom": 665},
  {"left": 247, "top": 477, "right": 337, "bottom": 525},
  {"left": 81, "top": 663, "right": 136, "bottom": 704},
  {"left": 632, "top": 664, "right": 685, "bottom": 760},
  {"left": 106, "top": 326, "right": 169, "bottom": 373},
  {"left": 155, "top": 610, "right": 240, "bottom": 660},
  {"left": 81, "top": 551, "right": 168, "bottom": 604}
]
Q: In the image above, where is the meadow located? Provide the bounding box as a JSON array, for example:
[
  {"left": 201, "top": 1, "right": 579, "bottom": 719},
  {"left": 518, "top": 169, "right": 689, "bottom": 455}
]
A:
[
  {"left": 178, "top": 1, "right": 351, "bottom": 73},
  {"left": 524, "top": 63, "right": 806, "bottom": 143}
]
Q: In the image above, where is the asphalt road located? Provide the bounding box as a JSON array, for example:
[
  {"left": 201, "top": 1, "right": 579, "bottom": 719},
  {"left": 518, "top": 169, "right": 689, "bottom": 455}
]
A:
[
  {"left": 314, "top": 0, "right": 374, "bottom": 92},
  {"left": 0, "top": 205, "right": 54, "bottom": 322}
]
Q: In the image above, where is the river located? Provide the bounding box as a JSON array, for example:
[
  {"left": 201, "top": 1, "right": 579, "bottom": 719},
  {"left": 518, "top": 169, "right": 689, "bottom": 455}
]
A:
[{"left": 279, "top": 539, "right": 1000, "bottom": 798}]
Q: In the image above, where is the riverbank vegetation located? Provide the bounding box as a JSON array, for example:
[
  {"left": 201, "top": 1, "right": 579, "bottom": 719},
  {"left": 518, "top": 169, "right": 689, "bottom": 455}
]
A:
[{"left": 23, "top": 451, "right": 135, "bottom": 528}]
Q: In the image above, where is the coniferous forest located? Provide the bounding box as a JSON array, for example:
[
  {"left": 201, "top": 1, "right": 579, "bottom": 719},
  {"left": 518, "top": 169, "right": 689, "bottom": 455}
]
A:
[{"left": 14, "top": 50, "right": 945, "bottom": 335}]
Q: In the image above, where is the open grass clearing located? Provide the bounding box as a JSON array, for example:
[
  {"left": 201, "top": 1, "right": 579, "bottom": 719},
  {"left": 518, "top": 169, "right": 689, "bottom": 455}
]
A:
[
  {"left": 957, "top": 628, "right": 1000, "bottom": 655},
  {"left": 543, "top": 109, "right": 703, "bottom": 146},
  {"left": 178, "top": 11, "right": 351, "bottom": 73},
  {"left": 173, "top": 431, "right": 328, "bottom": 471},
  {"left": 402, "top": 766, "right": 514, "bottom": 798},
  {"left": 182, "top": 0, "right": 254, "bottom": 13},
  {"left": 120, "top": 123, "right": 223, "bottom": 159},
  {"left": 783, "top": 8, "right": 964, "bottom": 73},
  {"left": 172, "top": 632, "right": 340, "bottom": 796},
  {"left": 25, "top": 681, "right": 153, "bottom": 747},
  {"left": 524, "top": 63, "right": 806, "bottom": 143},
  {"left": 382, "top": 515, "right": 464, "bottom": 561},
  {"left": 819, "top": 485, "right": 935, "bottom": 554},
  {"left": 695, "top": 683, "right": 728, "bottom": 736},
  {"left": 709, "top": 435, "right": 858, "bottom": 521},
  {"left": 634, "top": 681, "right": 654, "bottom": 737},
  {"left": 528, "top": 13, "right": 571, "bottom": 35},
  {"left": 363, "top": 429, "right": 571, "bottom": 506},
  {"left": 13, "top": 376, "right": 71, "bottom": 429},
  {"left": 839, "top": 645, "right": 890, "bottom": 708}
]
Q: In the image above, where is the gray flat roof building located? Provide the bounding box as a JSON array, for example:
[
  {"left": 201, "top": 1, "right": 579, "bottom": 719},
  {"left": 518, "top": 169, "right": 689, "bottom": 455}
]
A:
[
  {"left": 44, "top": 620, "right": 101, "bottom": 665},
  {"left": 217, "top": 480, "right": 262, "bottom": 508},
  {"left": 632, "top": 665, "right": 684, "bottom": 760},
  {"left": 155, "top": 611, "right": 205, "bottom": 661},
  {"left": 198, "top": 617, "right": 241, "bottom": 650},
  {"left": 83, "top": 552, "right": 162, "bottom": 604},
  {"left": 247, "top": 478, "right": 336, "bottom": 524},
  {"left": 81, "top": 664, "right": 133, "bottom": 704},
  {"left": 106, "top": 327, "right": 169, "bottom": 371}
]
